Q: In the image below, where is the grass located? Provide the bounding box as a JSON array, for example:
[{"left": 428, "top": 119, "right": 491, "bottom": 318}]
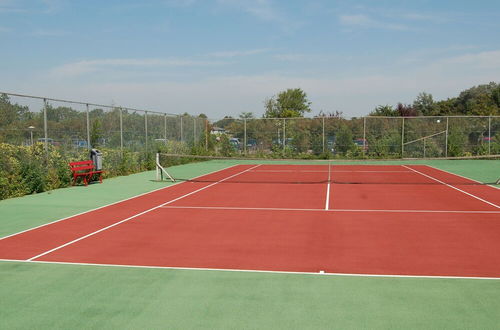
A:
[{"left": 1, "top": 159, "right": 499, "bottom": 329}]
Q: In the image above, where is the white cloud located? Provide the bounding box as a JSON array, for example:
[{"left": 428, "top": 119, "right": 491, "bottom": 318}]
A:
[
  {"left": 273, "top": 54, "right": 306, "bottom": 61},
  {"left": 51, "top": 58, "right": 228, "bottom": 77},
  {"left": 8, "top": 50, "right": 500, "bottom": 118},
  {"left": 339, "top": 14, "right": 411, "bottom": 31}
]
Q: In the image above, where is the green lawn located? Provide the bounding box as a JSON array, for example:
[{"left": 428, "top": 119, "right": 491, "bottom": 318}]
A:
[{"left": 1, "top": 159, "right": 499, "bottom": 329}]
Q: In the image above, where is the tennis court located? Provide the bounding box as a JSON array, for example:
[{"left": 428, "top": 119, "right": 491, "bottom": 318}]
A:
[{"left": 1, "top": 161, "right": 499, "bottom": 279}]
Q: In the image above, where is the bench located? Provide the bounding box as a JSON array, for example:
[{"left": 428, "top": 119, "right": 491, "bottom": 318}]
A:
[{"left": 69, "top": 160, "right": 104, "bottom": 186}]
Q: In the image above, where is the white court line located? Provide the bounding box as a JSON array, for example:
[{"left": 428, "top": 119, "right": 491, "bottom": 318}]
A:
[
  {"left": 325, "top": 161, "right": 331, "bottom": 210},
  {"left": 424, "top": 165, "right": 500, "bottom": 190},
  {"left": 26, "top": 164, "right": 262, "bottom": 262},
  {"left": 0, "top": 164, "right": 240, "bottom": 241},
  {"left": 1, "top": 259, "right": 499, "bottom": 281},
  {"left": 402, "top": 165, "right": 499, "bottom": 209},
  {"left": 250, "top": 169, "right": 412, "bottom": 173},
  {"left": 160, "top": 205, "right": 499, "bottom": 214}
]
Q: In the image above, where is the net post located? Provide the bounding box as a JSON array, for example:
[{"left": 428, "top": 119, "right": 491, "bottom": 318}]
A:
[
  {"left": 401, "top": 117, "right": 405, "bottom": 158},
  {"left": 86, "top": 103, "right": 91, "bottom": 151},
  {"left": 445, "top": 116, "right": 449, "bottom": 158},
  {"left": 244, "top": 118, "right": 247, "bottom": 155},
  {"left": 119, "top": 107, "right": 123, "bottom": 156},
  {"left": 156, "top": 153, "right": 160, "bottom": 181}
]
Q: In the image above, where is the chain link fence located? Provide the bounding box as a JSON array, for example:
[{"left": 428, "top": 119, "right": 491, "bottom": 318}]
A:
[{"left": 1, "top": 92, "right": 499, "bottom": 160}]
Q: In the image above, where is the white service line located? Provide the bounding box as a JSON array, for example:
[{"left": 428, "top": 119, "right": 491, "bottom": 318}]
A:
[
  {"left": 26, "top": 164, "right": 262, "bottom": 262},
  {"left": 160, "top": 205, "right": 499, "bottom": 214},
  {"left": 1, "top": 259, "right": 499, "bottom": 281},
  {"left": 0, "top": 164, "right": 241, "bottom": 241},
  {"left": 402, "top": 165, "right": 499, "bottom": 209},
  {"left": 325, "top": 161, "right": 331, "bottom": 210}
]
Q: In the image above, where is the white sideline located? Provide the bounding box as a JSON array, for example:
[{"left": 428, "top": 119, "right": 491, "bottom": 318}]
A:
[
  {"left": 424, "top": 165, "right": 500, "bottom": 190},
  {"left": 1, "top": 259, "right": 499, "bottom": 281},
  {"left": 325, "top": 162, "right": 331, "bottom": 210},
  {"left": 0, "top": 164, "right": 240, "bottom": 241},
  {"left": 402, "top": 165, "right": 499, "bottom": 209},
  {"left": 26, "top": 164, "right": 262, "bottom": 261},
  {"left": 159, "top": 205, "right": 499, "bottom": 214},
  {"left": 250, "top": 170, "right": 412, "bottom": 173}
]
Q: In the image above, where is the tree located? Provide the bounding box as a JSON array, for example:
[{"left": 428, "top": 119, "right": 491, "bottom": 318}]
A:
[
  {"left": 413, "top": 92, "right": 434, "bottom": 116},
  {"left": 369, "top": 105, "right": 396, "bottom": 116},
  {"left": 90, "top": 119, "right": 103, "bottom": 147},
  {"left": 335, "top": 125, "right": 354, "bottom": 153},
  {"left": 264, "top": 88, "right": 312, "bottom": 118},
  {"left": 396, "top": 103, "right": 418, "bottom": 117},
  {"left": 239, "top": 112, "right": 254, "bottom": 119}
]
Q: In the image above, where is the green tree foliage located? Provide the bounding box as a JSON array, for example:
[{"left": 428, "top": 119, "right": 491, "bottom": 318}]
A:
[
  {"left": 90, "top": 119, "right": 103, "bottom": 147},
  {"left": 413, "top": 92, "right": 434, "bottom": 116},
  {"left": 264, "top": 88, "right": 312, "bottom": 118},
  {"left": 239, "top": 112, "right": 254, "bottom": 119},
  {"left": 335, "top": 125, "right": 354, "bottom": 153},
  {"left": 369, "top": 105, "right": 396, "bottom": 116}
]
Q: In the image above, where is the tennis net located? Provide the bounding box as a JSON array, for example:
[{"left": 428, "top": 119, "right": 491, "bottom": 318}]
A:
[{"left": 155, "top": 153, "right": 500, "bottom": 186}]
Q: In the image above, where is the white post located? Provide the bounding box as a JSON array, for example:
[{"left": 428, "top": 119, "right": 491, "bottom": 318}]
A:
[
  {"left": 363, "top": 116, "right": 366, "bottom": 153},
  {"left": 156, "top": 152, "right": 160, "bottom": 181},
  {"left": 145, "top": 111, "right": 148, "bottom": 152},
  {"left": 283, "top": 118, "right": 286, "bottom": 151},
  {"left": 43, "top": 99, "right": 48, "bottom": 157},
  {"left": 164, "top": 114, "right": 167, "bottom": 145}
]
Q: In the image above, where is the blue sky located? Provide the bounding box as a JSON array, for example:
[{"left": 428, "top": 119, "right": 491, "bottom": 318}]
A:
[{"left": 1, "top": 0, "right": 499, "bottom": 117}]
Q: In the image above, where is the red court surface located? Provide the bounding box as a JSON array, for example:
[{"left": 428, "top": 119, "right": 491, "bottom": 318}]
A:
[{"left": 1, "top": 164, "right": 499, "bottom": 278}]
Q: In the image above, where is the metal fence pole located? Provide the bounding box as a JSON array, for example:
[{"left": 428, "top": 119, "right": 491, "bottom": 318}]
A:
[
  {"left": 145, "top": 111, "right": 148, "bottom": 152},
  {"left": 43, "top": 98, "right": 48, "bottom": 158},
  {"left": 363, "top": 116, "right": 366, "bottom": 153},
  {"left": 205, "top": 119, "right": 208, "bottom": 151},
  {"left": 488, "top": 116, "right": 491, "bottom": 155},
  {"left": 401, "top": 117, "right": 405, "bottom": 158},
  {"left": 193, "top": 116, "right": 197, "bottom": 144},
  {"left": 283, "top": 118, "right": 286, "bottom": 151},
  {"left": 119, "top": 107, "right": 123, "bottom": 154},
  {"left": 322, "top": 117, "right": 325, "bottom": 153},
  {"left": 86, "top": 103, "right": 91, "bottom": 150},
  {"left": 244, "top": 118, "right": 247, "bottom": 154},
  {"left": 445, "top": 116, "right": 449, "bottom": 157},
  {"left": 180, "top": 116, "right": 183, "bottom": 142},
  {"left": 164, "top": 114, "right": 167, "bottom": 146}
]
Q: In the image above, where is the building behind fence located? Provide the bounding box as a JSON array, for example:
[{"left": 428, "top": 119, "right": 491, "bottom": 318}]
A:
[{"left": 1, "top": 92, "right": 499, "bottom": 159}]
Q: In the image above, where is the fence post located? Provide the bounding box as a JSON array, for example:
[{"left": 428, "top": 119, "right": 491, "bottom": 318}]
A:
[
  {"left": 205, "top": 119, "right": 208, "bottom": 151},
  {"left": 401, "top": 117, "right": 405, "bottom": 158},
  {"left": 145, "top": 111, "right": 148, "bottom": 152},
  {"left": 283, "top": 118, "right": 286, "bottom": 151},
  {"left": 445, "top": 116, "right": 449, "bottom": 158},
  {"left": 119, "top": 107, "right": 123, "bottom": 155},
  {"left": 43, "top": 98, "right": 48, "bottom": 159},
  {"left": 322, "top": 117, "right": 325, "bottom": 153},
  {"left": 363, "top": 116, "right": 366, "bottom": 153},
  {"left": 164, "top": 113, "right": 167, "bottom": 146},
  {"left": 86, "top": 103, "right": 90, "bottom": 150},
  {"left": 180, "top": 116, "right": 183, "bottom": 142},
  {"left": 488, "top": 116, "right": 491, "bottom": 155},
  {"left": 193, "top": 116, "right": 197, "bottom": 145},
  {"left": 244, "top": 118, "right": 247, "bottom": 154}
]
